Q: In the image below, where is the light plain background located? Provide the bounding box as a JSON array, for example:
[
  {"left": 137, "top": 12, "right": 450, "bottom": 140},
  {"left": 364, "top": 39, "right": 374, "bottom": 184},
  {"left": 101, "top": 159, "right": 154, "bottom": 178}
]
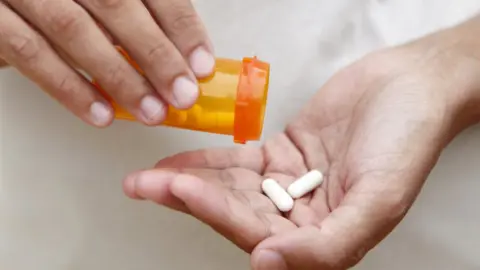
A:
[{"left": 1, "top": 0, "right": 479, "bottom": 269}]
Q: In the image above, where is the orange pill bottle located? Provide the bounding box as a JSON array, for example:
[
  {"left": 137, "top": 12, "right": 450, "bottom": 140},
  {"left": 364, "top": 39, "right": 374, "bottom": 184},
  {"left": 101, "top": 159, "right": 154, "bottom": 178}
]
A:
[{"left": 93, "top": 48, "right": 270, "bottom": 144}]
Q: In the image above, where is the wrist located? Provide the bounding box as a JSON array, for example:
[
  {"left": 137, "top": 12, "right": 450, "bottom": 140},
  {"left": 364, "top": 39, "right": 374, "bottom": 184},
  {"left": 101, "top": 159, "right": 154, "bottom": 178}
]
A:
[
  {"left": 449, "top": 15, "right": 480, "bottom": 124},
  {"left": 433, "top": 15, "right": 480, "bottom": 128},
  {"left": 394, "top": 14, "right": 480, "bottom": 133}
]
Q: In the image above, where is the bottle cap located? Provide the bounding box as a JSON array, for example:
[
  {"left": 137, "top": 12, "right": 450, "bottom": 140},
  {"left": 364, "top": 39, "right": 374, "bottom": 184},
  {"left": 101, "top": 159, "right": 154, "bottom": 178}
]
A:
[{"left": 233, "top": 57, "right": 270, "bottom": 143}]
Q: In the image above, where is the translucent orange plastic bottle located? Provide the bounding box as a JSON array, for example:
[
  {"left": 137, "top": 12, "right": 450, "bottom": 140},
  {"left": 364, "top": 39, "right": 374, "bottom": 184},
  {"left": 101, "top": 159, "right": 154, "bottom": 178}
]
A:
[{"left": 92, "top": 48, "right": 270, "bottom": 144}]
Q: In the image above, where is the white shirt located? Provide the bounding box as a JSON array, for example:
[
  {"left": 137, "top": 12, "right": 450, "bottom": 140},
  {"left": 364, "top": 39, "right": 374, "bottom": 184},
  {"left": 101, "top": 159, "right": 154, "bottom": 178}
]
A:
[{"left": 1, "top": 0, "right": 479, "bottom": 269}]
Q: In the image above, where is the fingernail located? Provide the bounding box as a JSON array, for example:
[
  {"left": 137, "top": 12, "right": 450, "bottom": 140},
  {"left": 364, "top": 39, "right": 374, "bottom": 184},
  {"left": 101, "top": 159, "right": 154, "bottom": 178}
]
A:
[
  {"left": 254, "top": 250, "right": 287, "bottom": 270},
  {"left": 90, "top": 101, "right": 112, "bottom": 127},
  {"left": 189, "top": 47, "right": 215, "bottom": 78},
  {"left": 172, "top": 76, "right": 199, "bottom": 108},
  {"left": 140, "top": 95, "right": 165, "bottom": 122}
]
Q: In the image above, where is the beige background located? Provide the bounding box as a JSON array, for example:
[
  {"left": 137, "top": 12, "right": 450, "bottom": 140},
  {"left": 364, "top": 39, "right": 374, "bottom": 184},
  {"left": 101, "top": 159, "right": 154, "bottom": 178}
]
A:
[{"left": 1, "top": 0, "right": 479, "bottom": 269}]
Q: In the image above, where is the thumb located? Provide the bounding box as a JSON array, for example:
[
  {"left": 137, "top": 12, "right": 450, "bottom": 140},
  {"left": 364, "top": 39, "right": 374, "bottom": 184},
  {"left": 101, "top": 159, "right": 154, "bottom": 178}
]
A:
[{"left": 250, "top": 173, "right": 428, "bottom": 270}]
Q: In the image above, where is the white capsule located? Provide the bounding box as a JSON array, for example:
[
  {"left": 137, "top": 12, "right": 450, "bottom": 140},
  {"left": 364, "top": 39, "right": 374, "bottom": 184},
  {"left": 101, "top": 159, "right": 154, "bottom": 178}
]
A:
[
  {"left": 287, "top": 170, "right": 324, "bottom": 199},
  {"left": 261, "top": 179, "right": 294, "bottom": 212}
]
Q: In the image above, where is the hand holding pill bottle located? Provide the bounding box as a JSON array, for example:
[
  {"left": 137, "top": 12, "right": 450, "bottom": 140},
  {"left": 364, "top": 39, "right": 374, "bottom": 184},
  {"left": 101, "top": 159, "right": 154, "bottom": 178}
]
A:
[
  {"left": 0, "top": 0, "right": 214, "bottom": 127},
  {"left": 123, "top": 15, "right": 480, "bottom": 270},
  {"left": 93, "top": 47, "right": 270, "bottom": 144}
]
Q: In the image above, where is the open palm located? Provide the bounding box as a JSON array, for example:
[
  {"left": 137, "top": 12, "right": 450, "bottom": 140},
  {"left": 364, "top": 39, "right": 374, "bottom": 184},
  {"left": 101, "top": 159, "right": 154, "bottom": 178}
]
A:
[{"left": 123, "top": 40, "right": 476, "bottom": 269}]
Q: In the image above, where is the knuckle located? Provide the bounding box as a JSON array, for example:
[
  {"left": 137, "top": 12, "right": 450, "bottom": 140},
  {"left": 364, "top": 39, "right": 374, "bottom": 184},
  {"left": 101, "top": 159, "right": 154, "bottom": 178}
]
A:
[
  {"left": 55, "top": 75, "right": 84, "bottom": 102},
  {"left": 47, "top": 8, "right": 86, "bottom": 36},
  {"left": 89, "top": 0, "right": 125, "bottom": 10},
  {"left": 146, "top": 42, "right": 170, "bottom": 60},
  {"left": 169, "top": 10, "right": 200, "bottom": 36},
  {"left": 51, "top": 74, "right": 97, "bottom": 111},
  {"left": 145, "top": 42, "right": 181, "bottom": 71},
  {"left": 102, "top": 64, "right": 130, "bottom": 93},
  {"left": 6, "top": 33, "right": 42, "bottom": 62}
]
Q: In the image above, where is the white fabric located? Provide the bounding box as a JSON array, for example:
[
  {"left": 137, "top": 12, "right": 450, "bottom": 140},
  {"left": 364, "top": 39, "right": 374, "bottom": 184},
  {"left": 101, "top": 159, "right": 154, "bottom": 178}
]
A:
[{"left": 1, "top": 0, "right": 479, "bottom": 269}]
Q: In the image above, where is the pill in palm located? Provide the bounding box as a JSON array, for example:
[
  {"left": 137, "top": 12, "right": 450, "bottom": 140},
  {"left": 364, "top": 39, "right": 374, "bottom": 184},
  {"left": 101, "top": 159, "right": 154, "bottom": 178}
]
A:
[
  {"left": 287, "top": 170, "right": 324, "bottom": 199},
  {"left": 261, "top": 179, "right": 294, "bottom": 212}
]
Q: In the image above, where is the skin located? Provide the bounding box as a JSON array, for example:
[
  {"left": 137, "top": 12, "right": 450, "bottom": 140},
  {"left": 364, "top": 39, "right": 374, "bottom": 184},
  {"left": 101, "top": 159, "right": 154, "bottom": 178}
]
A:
[
  {"left": 123, "top": 16, "right": 480, "bottom": 269},
  {"left": 0, "top": 0, "right": 213, "bottom": 127}
]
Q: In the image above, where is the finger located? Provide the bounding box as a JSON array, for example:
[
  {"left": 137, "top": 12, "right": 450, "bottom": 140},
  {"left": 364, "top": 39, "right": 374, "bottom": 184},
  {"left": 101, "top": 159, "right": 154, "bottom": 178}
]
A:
[
  {"left": 78, "top": 0, "right": 199, "bottom": 109},
  {"left": 155, "top": 146, "right": 264, "bottom": 173},
  {"left": 124, "top": 166, "right": 297, "bottom": 251},
  {"left": 123, "top": 170, "right": 190, "bottom": 213},
  {"left": 0, "top": 2, "right": 113, "bottom": 127},
  {"left": 7, "top": 0, "right": 166, "bottom": 125},
  {"left": 145, "top": 0, "right": 215, "bottom": 78},
  {"left": 169, "top": 173, "right": 296, "bottom": 252},
  {"left": 124, "top": 169, "right": 272, "bottom": 248},
  {"left": 124, "top": 167, "right": 274, "bottom": 212}
]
